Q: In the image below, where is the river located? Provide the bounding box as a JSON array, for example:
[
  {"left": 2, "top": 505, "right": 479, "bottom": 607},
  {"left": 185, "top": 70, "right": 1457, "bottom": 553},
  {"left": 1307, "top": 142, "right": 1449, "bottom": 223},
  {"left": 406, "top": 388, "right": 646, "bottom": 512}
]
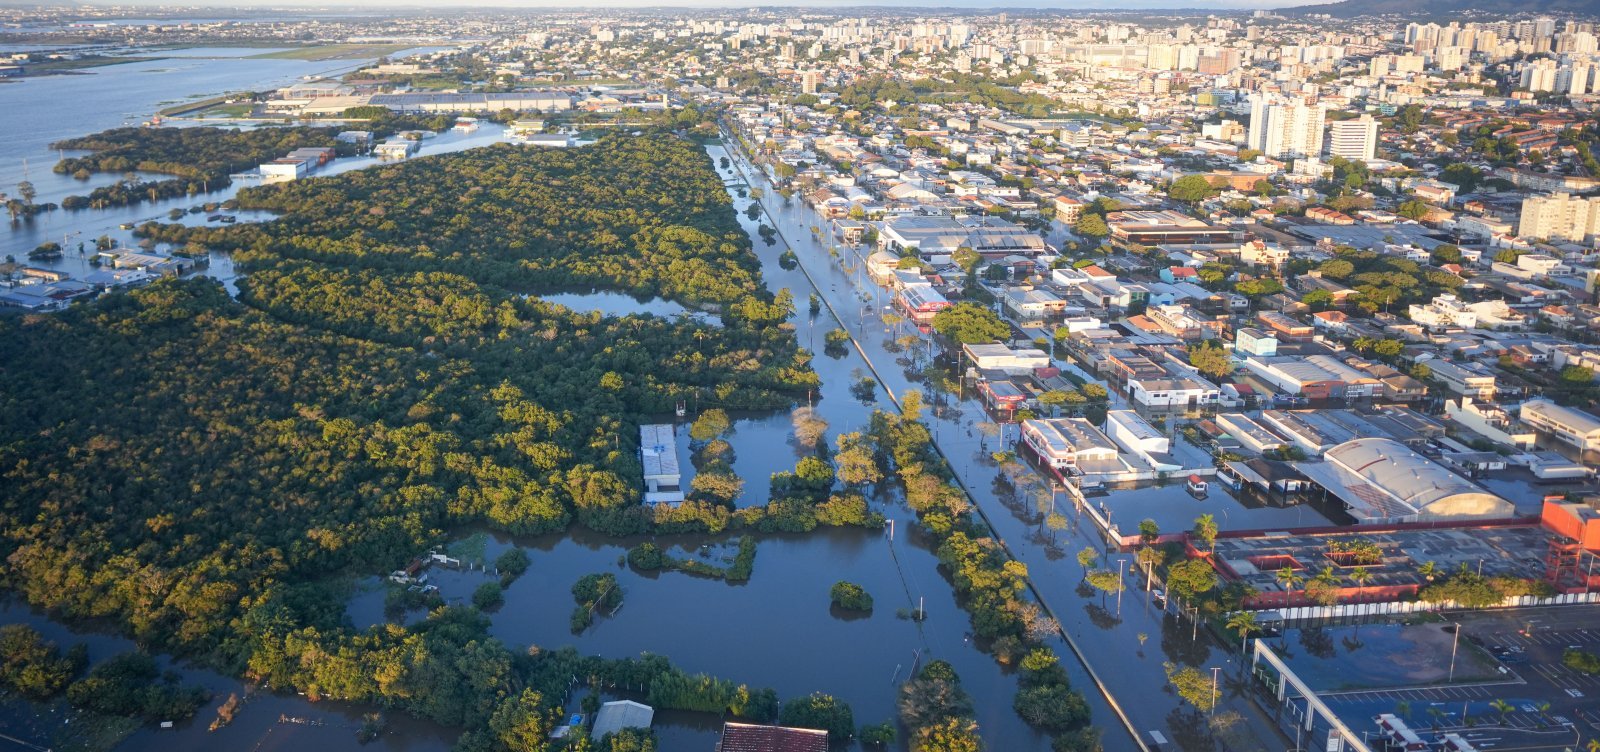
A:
[{"left": 0, "top": 44, "right": 461, "bottom": 268}]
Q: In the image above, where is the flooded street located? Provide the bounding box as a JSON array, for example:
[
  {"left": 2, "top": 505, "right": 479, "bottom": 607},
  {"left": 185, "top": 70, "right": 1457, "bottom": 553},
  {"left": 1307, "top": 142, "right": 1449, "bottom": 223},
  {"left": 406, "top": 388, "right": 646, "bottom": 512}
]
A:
[{"left": 716, "top": 134, "right": 1293, "bottom": 752}]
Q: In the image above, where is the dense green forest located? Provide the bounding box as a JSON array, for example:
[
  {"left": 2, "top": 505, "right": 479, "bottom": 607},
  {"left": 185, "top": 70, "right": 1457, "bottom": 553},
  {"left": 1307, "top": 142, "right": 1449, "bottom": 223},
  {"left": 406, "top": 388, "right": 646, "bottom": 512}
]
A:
[{"left": 0, "top": 132, "right": 818, "bottom": 748}]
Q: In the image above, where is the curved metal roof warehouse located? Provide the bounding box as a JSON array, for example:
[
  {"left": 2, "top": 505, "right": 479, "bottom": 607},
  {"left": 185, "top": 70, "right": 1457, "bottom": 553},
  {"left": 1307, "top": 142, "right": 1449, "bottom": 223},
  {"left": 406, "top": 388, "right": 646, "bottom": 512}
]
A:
[{"left": 1297, "top": 437, "right": 1514, "bottom": 523}]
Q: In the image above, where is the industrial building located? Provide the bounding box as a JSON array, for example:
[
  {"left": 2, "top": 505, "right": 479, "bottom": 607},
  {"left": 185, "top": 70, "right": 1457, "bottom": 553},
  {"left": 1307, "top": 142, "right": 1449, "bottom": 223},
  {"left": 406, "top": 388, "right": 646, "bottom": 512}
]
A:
[
  {"left": 367, "top": 91, "right": 573, "bottom": 113},
  {"left": 962, "top": 343, "right": 1051, "bottom": 374},
  {"left": 639, "top": 424, "right": 684, "bottom": 505},
  {"left": 1104, "top": 410, "right": 1182, "bottom": 473},
  {"left": 1519, "top": 398, "right": 1600, "bottom": 460},
  {"left": 1295, "top": 437, "right": 1515, "bottom": 524}
]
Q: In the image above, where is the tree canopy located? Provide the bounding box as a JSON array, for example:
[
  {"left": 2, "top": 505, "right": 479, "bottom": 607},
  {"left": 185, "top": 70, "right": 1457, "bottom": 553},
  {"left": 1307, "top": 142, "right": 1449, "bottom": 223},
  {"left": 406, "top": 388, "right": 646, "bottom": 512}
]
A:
[
  {"left": 932, "top": 302, "right": 1011, "bottom": 345},
  {"left": 0, "top": 132, "right": 820, "bottom": 746}
]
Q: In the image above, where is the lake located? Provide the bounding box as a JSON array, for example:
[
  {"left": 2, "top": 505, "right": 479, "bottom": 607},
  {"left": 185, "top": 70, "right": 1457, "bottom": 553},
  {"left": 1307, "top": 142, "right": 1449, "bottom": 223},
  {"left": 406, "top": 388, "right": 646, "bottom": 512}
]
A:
[{"left": 530, "top": 290, "right": 714, "bottom": 322}]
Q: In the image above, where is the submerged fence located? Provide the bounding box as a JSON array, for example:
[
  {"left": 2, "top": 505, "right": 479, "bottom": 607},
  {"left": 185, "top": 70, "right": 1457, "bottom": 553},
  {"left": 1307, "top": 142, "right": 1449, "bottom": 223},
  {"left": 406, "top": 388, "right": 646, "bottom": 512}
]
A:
[{"left": 1254, "top": 590, "right": 1600, "bottom": 622}]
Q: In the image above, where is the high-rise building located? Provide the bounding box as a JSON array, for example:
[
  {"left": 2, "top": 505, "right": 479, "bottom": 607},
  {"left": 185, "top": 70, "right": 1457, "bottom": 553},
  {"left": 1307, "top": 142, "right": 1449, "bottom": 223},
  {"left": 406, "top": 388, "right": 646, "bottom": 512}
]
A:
[
  {"left": 800, "top": 71, "right": 820, "bottom": 95},
  {"left": 1434, "top": 46, "right": 1466, "bottom": 72},
  {"left": 1328, "top": 114, "right": 1378, "bottom": 162},
  {"left": 1146, "top": 43, "right": 1177, "bottom": 71},
  {"left": 1521, "top": 59, "right": 1559, "bottom": 92},
  {"left": 1196, "top": 49, "right": 1239, "bottom": 75},
  {"left": 1519, "top": 193, "right": 1600, "bottom": 243},
  {"left": 1247, "top": 94, "right": 1326, "bottom": 159}
]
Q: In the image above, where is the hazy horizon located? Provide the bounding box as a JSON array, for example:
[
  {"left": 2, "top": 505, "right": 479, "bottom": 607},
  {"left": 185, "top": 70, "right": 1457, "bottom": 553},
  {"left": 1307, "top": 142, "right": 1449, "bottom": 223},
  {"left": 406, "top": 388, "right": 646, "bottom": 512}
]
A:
[{"left": 0, "top": 0, "right": 1326, "bottom": 11}]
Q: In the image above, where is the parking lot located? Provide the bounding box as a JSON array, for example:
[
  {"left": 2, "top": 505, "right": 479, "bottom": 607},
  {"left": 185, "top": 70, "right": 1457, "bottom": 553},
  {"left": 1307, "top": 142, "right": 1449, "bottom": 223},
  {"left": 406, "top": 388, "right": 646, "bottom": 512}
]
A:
[
  {"left": 1463, "top": 607, "right": 1600, "bottom": 734},
  {"left": 1268, "top": 606, "right": 1600, "bottom": 752}
]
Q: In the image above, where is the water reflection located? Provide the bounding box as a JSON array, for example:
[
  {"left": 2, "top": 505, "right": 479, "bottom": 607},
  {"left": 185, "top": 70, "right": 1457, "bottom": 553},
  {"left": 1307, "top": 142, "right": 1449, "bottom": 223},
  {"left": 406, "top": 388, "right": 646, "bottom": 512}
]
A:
[{"left": 527, "top": 289, "right": 720, "bottom": 326}]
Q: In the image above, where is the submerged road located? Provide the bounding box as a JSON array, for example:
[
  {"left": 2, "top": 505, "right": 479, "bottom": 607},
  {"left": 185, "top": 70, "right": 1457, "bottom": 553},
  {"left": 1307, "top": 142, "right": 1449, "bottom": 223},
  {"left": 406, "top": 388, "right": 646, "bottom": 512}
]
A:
[{"left": 717, "top": 126, "right": 1294, "bottom": 752}]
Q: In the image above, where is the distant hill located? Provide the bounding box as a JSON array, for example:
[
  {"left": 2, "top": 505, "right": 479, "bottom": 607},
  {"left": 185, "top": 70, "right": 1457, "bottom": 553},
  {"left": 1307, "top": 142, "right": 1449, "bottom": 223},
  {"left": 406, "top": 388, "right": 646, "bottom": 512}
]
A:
[{"left": 1287, "top": 0, "right": 1600, "bottom": 17}]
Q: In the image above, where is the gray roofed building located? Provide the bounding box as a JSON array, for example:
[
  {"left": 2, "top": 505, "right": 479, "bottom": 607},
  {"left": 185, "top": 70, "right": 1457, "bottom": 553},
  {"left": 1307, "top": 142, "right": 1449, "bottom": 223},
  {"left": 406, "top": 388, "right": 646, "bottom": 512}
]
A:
[
  {"left": 1519, "top": 398, "right": 1600, "bottom": 457},
  {"left": 590, "top": 700, "right": 653, "bottom": 741},
  {"left": 368, "top": 91, "right": 573, "bottom": 113},
  {"left": 1296, "top": 437, "right": 1514, "bottom": 524},
  {"left": 640, "top": 424, "right": 684, "bottom": 505}
]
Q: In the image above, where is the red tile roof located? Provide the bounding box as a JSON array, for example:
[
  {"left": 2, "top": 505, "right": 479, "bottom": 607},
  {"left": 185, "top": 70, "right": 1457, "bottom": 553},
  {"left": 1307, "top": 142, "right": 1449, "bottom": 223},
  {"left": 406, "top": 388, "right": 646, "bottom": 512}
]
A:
[{"left": 716, "top": 722, "right": 829, "bottom": 752}]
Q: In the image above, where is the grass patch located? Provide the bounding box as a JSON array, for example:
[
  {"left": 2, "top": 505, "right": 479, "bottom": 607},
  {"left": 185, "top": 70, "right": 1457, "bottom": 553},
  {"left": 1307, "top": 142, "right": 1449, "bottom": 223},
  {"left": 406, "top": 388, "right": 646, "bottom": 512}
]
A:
[
  {"left": 248, "top": 44, "right": 412, "bottom": 61},
  {"left": 21, "top": 56, "right": 150, "bottom": 76}
]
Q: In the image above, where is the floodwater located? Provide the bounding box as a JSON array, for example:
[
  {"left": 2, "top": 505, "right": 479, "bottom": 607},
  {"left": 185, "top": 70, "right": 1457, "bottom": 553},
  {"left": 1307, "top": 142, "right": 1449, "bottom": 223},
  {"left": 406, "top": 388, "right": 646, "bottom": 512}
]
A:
[
  {"left": 1273, "top": 622, "right": 1500, "bottom": 691},
  {"left": 2, "top": 125, "right": 516, "bottom": 289},
  {"left": 0, "top": 136, "right": 1071, "bottom": 752},
  {"left": 527, "top": 289, "right": 721, "bottom": 327},
  {"left": 1091, "top": 481, "right": 1334, "bottom": 537},
  {"left": 0, "top": 598, "right": 460, "bottom": 752},
  {"left": 0, "top": 43, "right": 456, "bottom": 276},
  {"left": 717, "top": 135, "right": 1296, "bottom": 751},
  {"left": 347, "top": 525, "right": 1051, "bottom": 751}
]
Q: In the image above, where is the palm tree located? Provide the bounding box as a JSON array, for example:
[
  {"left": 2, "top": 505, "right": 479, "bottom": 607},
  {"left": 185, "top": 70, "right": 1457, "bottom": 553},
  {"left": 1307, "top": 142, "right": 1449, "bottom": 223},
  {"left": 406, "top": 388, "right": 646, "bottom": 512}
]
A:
[
  {"left": 1276, "top": 567, "right": 1304, "bottom": 608},
  {"left": 1419, "top": 560, "right": 1439, "bottom": 582},
  {"left": 1490, "top": 699, "right": 1513, "bottom": 724},
  {"left": 1315, "top": 566, "right": 1339, "bottom": 588},
  {"left": 1350, "top": 568, "right": 1373, "bottom": 602},
  {"left": 1226, "top": 611, "right": 1260, "bottom": 655},
  {"left": 1192, "top": 513, "right": 1219, "bottom": 553}
]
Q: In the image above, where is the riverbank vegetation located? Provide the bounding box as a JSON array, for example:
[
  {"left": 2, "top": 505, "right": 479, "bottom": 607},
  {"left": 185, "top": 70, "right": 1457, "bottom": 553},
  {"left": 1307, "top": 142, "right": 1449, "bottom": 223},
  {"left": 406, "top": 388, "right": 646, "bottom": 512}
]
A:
[
  {"left": 626, "top": 537, "right": 757, "bottom": 582},
  {"left": 53, "top": 126, "right": 342, "bottom": 208},
  {"left": 863, "top": 408, "right": 1100, "bottom": 750},
  {"left": 51, "top": 119, "right": 441, "bottom": 209},
  {"left": 0, "top": 132, "right": 819, "bottom": 746},
  {"left": 0, "top": 625, "right": 207, "bottom": 733}
]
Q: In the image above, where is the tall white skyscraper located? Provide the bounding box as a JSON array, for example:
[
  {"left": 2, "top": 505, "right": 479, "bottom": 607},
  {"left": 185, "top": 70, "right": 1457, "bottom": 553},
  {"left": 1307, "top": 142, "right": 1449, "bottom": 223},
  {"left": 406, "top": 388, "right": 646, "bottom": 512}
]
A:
[
  {"left": 1247, "top": 94, "right": 1326, "bottom": 159},
  {"left": 1247, "top": 93, "right": 1271, "bottom": 153},
  {"left": 1328, "top": 114, "right": 1379, "bottom": 162}
]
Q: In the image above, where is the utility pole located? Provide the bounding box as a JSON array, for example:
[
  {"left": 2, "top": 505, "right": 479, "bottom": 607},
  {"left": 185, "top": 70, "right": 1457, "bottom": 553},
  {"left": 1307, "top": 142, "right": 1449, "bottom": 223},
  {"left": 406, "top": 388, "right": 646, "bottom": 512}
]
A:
[
  {"left": 1448, "top": 622, "right": 1461, "bottom": 682},
  {"left": 1117, "top": 558, "right": 1127, "bottom": 615}
]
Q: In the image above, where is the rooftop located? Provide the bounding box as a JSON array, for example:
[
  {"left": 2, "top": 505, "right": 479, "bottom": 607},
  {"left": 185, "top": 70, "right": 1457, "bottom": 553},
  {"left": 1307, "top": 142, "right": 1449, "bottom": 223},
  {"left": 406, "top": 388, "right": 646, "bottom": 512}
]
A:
[
  {"left": 1299, "top": 438, "right": 1513, "bottom": 522},
  {"left": 716, "top": 722, "right": 829, "bottom": 752},
  {"left": 590, "top": 700, "right": 654, "bottom": 741}
]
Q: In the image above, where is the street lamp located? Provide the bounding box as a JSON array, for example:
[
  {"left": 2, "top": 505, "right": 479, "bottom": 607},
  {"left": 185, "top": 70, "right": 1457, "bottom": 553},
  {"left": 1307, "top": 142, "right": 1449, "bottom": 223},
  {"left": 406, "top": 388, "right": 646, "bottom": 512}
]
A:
[
  {"left": 1210, "top": 666, "right": 1221, "bottom": 714},
  {"left": 1447, "top": 622, "right": 1461, "bottom": 682}
]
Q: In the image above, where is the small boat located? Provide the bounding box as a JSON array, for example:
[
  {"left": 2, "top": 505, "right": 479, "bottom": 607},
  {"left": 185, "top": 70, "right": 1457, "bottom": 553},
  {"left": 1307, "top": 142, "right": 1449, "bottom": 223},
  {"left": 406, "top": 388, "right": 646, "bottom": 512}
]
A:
[{"left": 1186, "top": 474, "right": 1208, "bottom": 498}]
